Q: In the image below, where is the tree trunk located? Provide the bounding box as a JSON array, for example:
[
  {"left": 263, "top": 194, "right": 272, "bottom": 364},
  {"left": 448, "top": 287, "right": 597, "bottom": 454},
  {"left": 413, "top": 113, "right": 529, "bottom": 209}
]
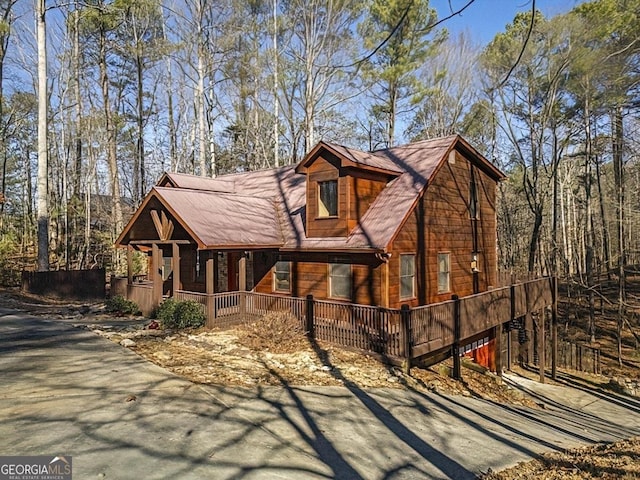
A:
[
  {"left": 161, "top": 14, "right": 177, "bottom": 172},
  {"left": 612, "top": 107, "right": 626, "bottom": 366},
  {"left": 527, "top": 205, "right": 543, "bottom": 273},
  {"left": 99, "top": 21, "right": 123, "bottom": 239},
  {"left": 594, "top": 155, "right": 611, "bottom": 275},
  {"left": 36, "top": 0, "right": 49, "bottom": 271},
  {"left": 196, "top": 2, "right": 207, "bottom": 177},
  {"left": 135, "top": 39, "right": 145, "bottom": 203}
]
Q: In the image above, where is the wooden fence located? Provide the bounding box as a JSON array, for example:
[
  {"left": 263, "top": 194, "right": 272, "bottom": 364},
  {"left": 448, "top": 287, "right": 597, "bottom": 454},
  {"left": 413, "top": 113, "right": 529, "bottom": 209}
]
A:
[
  {"left": 547, "top": 339, "right": 601, "bottom": 375},
  {"left": 21, "top": 269, "right": 105, "bottom": 299},
  {"left": 166, "top": 277, "right": 555, "bottom": 368}
]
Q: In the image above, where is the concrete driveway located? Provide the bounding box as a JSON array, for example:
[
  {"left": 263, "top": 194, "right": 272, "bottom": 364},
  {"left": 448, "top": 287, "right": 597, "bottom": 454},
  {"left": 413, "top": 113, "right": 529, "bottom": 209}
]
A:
[{"left": 1, "top": 307, "right": 639, "bottom": 479}]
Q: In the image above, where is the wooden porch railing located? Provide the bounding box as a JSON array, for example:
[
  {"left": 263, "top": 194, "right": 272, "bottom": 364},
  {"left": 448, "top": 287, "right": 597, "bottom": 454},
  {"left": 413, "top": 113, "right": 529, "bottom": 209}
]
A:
[
  {"left": 127, "top": 283, "right": 155, "bottom": 316},
  {"left": 313, "top": 300, "right": 403, "bottom": 357},
  {"left": 164, "top": 277, "right": 556, "bottom": 372}
]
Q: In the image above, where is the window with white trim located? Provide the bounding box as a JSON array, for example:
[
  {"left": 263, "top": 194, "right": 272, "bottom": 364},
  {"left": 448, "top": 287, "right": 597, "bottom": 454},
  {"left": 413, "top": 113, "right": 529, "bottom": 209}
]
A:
[
  {"left": 400, "top": 254, "right": 416, "bottom": 299},
  {"left": 437, "top": 253, "right": 450, "bottom": 294},
  {"left": 329, "top": 262, "right": 351, "bottom": 299}
]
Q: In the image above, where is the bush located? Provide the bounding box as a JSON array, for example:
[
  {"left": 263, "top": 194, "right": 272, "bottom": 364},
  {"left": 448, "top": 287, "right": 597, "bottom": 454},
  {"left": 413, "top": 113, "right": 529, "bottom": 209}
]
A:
[
  {"left": 154, "top": 298, "right": 177, "bottom": 322},
  {"left": 239, "top": 311, "right": 307, "bottom": 353},
  {"left": 157, "top": 299, "right": 205, "bottom": 329},
  {"left": 106, "top": 295, "right": 139, "bottom": 315}
]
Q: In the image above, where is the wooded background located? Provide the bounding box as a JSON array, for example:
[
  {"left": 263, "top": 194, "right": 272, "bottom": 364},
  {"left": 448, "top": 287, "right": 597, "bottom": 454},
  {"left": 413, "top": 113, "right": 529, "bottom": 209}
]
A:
[{"left": 0, "top": 0, "right": 638, "bottom": 308}]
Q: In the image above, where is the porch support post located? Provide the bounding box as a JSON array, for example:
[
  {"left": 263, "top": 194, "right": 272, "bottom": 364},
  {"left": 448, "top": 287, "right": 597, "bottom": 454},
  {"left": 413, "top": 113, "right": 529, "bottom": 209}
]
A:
[
  {"left": 127, "top": 247, "right": 133, "bottom": 285},
  {"left": 206, "top": 254, "right": 215, "bottom": 294},
  {"left": 206, "top": 255, "right": 215, "bottom": 326},
  {"left": 382, "top": 261, "right": 389, "bottom": 308},
  {"left": 239, "top": 253, "right": 247, "bottom": 291},
  {"left": 172, "top": 243, "right": 180, "bottom": 296},
  {"left": 152, "top": 243, "right": 162, "bottom": 307}
]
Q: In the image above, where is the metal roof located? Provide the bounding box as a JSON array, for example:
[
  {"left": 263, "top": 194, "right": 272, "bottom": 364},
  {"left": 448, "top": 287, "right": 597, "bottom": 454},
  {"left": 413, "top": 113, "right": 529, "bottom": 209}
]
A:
[{"left": 118, "top": 135, "right": 503, "bottom": 251}]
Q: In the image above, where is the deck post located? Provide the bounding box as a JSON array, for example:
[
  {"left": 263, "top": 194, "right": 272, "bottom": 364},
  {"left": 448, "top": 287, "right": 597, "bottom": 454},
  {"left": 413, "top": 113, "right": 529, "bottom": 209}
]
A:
[
  {"left": 494, "top": 324, "right": 502, "bottom": 376},
  {"left": 206, "top": 256, "right": 215, "bottom": 326},
  {"left": 172, "top": 243, "right": 180, "bottom": 296},
  {"left": 525, "top": 311, "right": 534, "bottom": 366},
  {"left": 539, "top": 308, "right": 545, "bottom": 383},
  {"left": 401, "top": 304, "right": 411, "bottom": 375},
  {"left": 451, "top": 295, "right": 461, "bottom": 380},
  {"left": 508, "top": 284, "right": 515, "bottom": 370},
  {"left": 151, "top": 243, "right": 162, "bottom": 308},
  {"left": 506, "top": 328, "right": 512, "bottom": 371},
  {"left": 551, "top": 276, "right": 558, "bottom": 380},
  {"left": 127, "top": 247, "right": 133, "bottom": 286},
  {"left": 305, "top": 295, "right": 315, "bottom": 339}
]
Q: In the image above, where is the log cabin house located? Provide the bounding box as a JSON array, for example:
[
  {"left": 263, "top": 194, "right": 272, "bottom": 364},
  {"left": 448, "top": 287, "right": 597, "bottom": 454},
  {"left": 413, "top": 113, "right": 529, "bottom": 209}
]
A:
[
  {"left": 116, "top": 134, "right": 505, "bottom": 313},
  {"left": 114, "top": 137, "right": 564, "bottom": 376}
]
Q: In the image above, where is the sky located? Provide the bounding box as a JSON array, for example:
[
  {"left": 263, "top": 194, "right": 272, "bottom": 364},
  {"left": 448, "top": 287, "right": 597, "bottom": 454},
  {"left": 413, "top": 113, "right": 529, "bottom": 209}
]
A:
[{"left": 430, "top": 0, "right": 586, "bottom": 45}]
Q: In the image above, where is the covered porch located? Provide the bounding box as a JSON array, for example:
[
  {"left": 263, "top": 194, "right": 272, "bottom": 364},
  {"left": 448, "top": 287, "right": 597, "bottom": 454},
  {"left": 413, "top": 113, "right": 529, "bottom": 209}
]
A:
[
  {"left": 123, "top": 242, "right": 260, "bottom": 316},
  {"left": 115, "top": 182, "right": 284, "bottom": 316}
]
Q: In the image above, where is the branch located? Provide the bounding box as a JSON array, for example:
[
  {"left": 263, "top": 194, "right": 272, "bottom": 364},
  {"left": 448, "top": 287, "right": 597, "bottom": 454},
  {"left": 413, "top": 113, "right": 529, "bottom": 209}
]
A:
[
  {"left": 331, "top": 0, "right": 477, "bottom": 70},
  {"left": 495, "top": 0, "right": 536, "bottom": 89}
]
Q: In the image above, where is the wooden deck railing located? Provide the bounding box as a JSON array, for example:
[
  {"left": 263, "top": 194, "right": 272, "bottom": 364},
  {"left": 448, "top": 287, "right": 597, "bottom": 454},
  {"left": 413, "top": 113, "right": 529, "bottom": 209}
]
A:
[
  {"left": 313, "top": 300, "right": 403, "bottom": 357},
  {"left": 410, "top": 300, "right": 456, "bottom": 357},
  {"left": 127, "top": 283, "right": 155, "bottom": 316},
  {"left": 157, "top": 278, "right": 557, "bottom": 368}
]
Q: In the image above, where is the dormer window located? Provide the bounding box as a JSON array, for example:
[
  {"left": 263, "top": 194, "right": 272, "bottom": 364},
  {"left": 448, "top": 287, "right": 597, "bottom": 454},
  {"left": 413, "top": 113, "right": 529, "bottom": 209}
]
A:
[{"left": 318, "top": 180, "right": 338, "bottom": 217}]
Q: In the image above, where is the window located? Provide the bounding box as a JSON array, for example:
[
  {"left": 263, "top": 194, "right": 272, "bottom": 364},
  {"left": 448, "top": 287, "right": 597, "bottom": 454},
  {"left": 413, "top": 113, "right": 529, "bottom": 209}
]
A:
[
  {"left": 329, "top": 262, "right": 351, "bottom": 299},
  {"left": 400, "top": 254, "right": 416, "bottom": 299},
  {"left": 318, "top": 180, "right": 338, "bottom": 217},
  {"left": 162, "top": 257, "right": 173, "bottom": 281},
  {"left": 437, "top": 253, "right": 450, "bottom": 294},
  {"left": 273, "top": 261, "right": 291, "bottom": 292}
]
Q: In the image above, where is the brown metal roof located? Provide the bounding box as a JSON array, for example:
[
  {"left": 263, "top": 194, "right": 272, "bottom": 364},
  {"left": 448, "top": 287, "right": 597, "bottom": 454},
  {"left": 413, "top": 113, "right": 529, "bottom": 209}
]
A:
[
  {"left": 320, "top": 142, "right": 404, "bottom": 174},
  {"left": 145, "top": 187, "right": 282, "bottom": 248},
  {"left": 118, "top": 135, "right": 503, "bottom": 252}
]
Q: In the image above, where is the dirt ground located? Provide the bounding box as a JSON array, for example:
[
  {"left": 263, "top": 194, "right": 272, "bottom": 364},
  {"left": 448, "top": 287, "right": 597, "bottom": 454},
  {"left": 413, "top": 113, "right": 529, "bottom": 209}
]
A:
[{"left": 2, "top": 286, "right": 640, "bottom": 478}]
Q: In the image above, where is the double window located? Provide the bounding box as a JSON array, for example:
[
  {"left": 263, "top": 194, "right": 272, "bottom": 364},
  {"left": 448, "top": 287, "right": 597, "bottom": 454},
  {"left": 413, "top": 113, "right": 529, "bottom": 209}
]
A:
[
  {"left": 400, "top": 254, "right": 416, "bottom": 299},
  {"left": 273, "top": 261, "right": 291, "bottom": 292},
  {"left": 329, "top": 262, "right": 351, "bottom": 299},
  {"left": 318, "top": 180, "right": 338, "bottom": 217}
]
